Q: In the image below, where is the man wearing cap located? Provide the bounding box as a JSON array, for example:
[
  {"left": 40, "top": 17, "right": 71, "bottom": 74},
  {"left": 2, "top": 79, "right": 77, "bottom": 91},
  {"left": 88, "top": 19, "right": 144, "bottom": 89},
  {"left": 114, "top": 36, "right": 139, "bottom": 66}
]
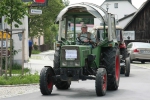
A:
[{"left": 77, "top": 24, "right": 96, "bottom": 45}]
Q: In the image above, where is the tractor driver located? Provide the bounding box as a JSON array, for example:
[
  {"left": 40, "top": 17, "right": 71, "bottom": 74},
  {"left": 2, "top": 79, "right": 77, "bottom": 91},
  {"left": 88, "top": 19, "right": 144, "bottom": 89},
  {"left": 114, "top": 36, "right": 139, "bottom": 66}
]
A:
[{"left": 76, "top": 24, "right": 96, "bottom": 45}]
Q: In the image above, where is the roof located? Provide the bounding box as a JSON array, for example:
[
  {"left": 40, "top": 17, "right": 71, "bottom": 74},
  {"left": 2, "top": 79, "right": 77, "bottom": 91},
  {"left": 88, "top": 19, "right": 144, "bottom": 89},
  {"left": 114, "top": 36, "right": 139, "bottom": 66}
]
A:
[
  {"left": 105, "top": 0, "right": 132, "bottom": 3},
  {"left": 118, "top": 12, "right": 135, "bottom": 22},
  {"left": 124, "top": 0, "right": 149, "bottom": 30}
]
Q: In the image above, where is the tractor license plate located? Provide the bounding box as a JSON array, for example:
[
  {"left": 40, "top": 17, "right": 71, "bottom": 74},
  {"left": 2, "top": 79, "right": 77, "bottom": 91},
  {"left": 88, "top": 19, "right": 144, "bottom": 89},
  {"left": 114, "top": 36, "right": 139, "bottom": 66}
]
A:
[{"left": 65, "top": 50, "right": 77, "bottom": 59}]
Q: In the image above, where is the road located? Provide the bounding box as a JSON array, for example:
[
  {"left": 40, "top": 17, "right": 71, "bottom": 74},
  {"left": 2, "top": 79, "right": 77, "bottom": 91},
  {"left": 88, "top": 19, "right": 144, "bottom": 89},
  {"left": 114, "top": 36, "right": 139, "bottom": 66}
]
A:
[{"left": 1, "top": 64, "right": 150, "bottom": 100}]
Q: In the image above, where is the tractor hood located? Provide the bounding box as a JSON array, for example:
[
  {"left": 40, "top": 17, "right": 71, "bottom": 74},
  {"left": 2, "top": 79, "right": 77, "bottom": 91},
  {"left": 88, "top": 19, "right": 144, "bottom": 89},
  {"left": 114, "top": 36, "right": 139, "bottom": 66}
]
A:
[{"left": 56, "top": 2, "right": 108, "bottom": 23}]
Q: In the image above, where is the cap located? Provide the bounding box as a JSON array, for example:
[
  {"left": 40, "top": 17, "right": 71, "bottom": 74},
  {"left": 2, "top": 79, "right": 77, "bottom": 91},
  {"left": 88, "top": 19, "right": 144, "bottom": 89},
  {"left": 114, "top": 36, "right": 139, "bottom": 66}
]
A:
[{"left": 81, "top": 24, "right": 87, "bottom": 28}]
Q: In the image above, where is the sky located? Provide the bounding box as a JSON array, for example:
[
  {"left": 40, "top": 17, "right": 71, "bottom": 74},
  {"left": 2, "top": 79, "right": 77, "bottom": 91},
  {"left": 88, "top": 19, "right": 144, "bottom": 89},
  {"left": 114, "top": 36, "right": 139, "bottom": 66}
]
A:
[{"left": 69, "top": 0, "right": 147, "bottom": 9}]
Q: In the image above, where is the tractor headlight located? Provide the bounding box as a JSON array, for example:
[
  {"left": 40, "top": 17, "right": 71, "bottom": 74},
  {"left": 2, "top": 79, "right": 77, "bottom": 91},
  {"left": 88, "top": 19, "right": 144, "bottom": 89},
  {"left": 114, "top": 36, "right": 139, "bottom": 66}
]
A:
[
  {"left": 62, "top": 61, "right": 67, "bottom": 66},
  {"left": 75, "top": 61, "right": 80, "bottom": 66}
]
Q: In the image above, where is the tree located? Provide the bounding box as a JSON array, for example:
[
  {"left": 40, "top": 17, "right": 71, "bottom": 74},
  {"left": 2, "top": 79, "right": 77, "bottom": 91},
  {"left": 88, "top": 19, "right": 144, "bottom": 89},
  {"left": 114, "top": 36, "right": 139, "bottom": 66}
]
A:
[
  {"left": 0, "top": 0, "right": 29, "bottom": 27},
  {"left": 44, "top": 24, "right": 58, "bottom": 48},
  {"left": 0, "top": 0, "right": 29, "bottom": 77},
  {"left": 29, "top": 0, "right": 65, "bottom": 47},
  {"left": 63, "top": 0, "right": 70, "bottom": 6}
]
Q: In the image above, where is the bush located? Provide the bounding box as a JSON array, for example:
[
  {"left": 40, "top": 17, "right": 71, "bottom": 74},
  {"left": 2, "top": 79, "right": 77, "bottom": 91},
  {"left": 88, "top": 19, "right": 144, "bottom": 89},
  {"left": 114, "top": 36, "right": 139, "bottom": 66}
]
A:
[
  {"left": 12, "top": 63, "right": 22, "bottom": 70},
  {"left": 33, "top": 45, "right": 38, "bottom": 50}
]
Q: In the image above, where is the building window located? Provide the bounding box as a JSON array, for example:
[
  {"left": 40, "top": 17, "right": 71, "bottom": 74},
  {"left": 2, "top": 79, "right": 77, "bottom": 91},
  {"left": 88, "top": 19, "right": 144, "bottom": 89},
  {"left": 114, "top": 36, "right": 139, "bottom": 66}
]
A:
[{"left": 114, "top": 3, "right": 118, "bottom": 8}]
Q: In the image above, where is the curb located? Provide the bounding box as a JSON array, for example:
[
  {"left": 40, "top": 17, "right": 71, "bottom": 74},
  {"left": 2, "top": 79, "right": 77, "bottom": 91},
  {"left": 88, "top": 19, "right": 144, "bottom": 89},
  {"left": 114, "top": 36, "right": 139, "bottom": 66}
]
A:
[{"left": 0, "top": 83, "right": 39, "bottom": 87}]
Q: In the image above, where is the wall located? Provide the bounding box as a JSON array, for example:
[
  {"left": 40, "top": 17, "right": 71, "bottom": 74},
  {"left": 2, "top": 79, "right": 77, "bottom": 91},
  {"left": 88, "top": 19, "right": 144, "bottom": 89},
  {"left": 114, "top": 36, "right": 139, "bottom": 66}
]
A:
[
  {"left": 101, "top": 1, "right": 137, "bottom": 19},
  {"left": 124, "top": 1, "right": 150, "bottom": 40},
  {"left": 33, "top": 36, "right": 44, "bottom": 46},
  {"left": 2, "top": 15, "right": 29, "bottom": 64}
]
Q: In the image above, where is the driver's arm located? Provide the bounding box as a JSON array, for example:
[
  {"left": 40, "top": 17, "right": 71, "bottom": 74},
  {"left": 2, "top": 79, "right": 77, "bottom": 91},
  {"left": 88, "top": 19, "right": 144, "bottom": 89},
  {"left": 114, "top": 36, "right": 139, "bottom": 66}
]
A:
[{"left": 90, "top": 34, "right": 96, "bottom": 43}]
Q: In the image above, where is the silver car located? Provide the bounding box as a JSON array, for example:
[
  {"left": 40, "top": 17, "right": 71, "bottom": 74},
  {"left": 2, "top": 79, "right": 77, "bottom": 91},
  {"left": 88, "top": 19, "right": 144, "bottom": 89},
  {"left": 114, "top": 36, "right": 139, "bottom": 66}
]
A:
[{"left": 127, "top": 42, "right": 150, "bottom": 63}]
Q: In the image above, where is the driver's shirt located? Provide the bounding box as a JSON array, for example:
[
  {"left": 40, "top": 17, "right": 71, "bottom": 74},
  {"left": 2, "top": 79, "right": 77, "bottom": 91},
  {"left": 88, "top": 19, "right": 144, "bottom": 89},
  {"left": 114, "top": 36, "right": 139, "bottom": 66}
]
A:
[{"left": 76, "top": 32, "right": 96, "bottom": 44}]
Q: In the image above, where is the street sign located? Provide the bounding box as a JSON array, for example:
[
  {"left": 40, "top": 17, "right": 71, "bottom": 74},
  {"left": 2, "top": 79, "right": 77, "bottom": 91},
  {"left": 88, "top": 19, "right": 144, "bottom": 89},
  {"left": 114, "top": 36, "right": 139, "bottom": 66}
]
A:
[
  {"left": 33, "top": 0, "right": 46, "bottom": 3},
  {"left": 0, "top": 32, "right": 10, "bottom": 39},
  {"left": 123, "top": 31, "right": 135, "bottom": 40},
  {"left": 0, "top": 40, "right": 10, "bottom": 47},
  {"left": 30, "top": 9, "right": 42, "bottom": 15}
]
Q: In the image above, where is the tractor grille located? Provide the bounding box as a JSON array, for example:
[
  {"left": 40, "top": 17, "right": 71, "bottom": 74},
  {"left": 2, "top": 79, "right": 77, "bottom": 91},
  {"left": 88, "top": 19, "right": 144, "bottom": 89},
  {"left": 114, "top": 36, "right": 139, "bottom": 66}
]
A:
[{"left": 61, "top": 46, "right": 80, "bottom": 67}]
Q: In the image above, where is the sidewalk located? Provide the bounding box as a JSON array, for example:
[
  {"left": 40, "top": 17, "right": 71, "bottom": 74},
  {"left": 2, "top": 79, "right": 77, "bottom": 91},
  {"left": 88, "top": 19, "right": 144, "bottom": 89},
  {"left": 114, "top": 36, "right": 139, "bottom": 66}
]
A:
[
  {"left": 0, "top": 50, "right": 55, "bottom": 99},
  {"left": 24, "top": 50, "right": 55, "bottom": 74}
]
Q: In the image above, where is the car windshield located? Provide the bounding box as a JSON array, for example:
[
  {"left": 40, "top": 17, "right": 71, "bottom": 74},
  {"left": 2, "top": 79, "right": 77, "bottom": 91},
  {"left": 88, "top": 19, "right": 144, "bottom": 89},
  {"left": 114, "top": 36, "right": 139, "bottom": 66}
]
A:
[{"left": 134, "top": 43, "right": 150, "bottom": 48}]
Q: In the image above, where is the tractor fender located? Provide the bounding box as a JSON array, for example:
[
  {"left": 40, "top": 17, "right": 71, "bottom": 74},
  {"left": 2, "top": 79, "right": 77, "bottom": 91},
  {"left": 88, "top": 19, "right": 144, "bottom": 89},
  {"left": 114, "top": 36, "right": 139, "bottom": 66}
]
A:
[{"left": 44, "top": 66, "right": 55, "bottom": 76}]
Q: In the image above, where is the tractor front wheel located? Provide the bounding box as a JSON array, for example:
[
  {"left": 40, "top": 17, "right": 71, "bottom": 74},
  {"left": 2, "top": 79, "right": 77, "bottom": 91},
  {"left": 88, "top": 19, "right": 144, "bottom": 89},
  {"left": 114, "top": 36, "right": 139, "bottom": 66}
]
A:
[
  {"left": 95, "top": 68, "right": 107, "bottom": 96},
  {"left": 40, "top": 67, "right": 54, "bottom": 95}
]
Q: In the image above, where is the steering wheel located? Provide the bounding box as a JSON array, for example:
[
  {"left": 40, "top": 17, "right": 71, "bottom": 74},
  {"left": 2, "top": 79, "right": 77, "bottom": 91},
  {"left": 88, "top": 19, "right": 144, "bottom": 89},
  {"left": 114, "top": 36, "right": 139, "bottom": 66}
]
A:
[
  {"left": 76, "top": 36, "right": 97, "bottom": 47},
  {"left": 76, "top": 36, "right": 90, "bottom": 44}
]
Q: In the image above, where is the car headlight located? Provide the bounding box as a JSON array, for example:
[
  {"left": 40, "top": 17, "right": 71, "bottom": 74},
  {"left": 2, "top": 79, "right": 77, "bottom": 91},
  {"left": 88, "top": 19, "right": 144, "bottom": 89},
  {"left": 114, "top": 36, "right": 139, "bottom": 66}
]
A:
[
  {"left": 75, "top": 61, "right": 80, "bottom": 66},
  {"left": 62, "top": 61, "right": 67, "bottom": 66}
]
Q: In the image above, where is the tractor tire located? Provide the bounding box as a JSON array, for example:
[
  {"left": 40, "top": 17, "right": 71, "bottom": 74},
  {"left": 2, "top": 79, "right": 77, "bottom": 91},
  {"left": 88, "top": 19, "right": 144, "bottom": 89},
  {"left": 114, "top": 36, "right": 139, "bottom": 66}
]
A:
[
  {"left": 120, "top": 67, "right": 125, "bottom": 74},
  {"left": 129, "top": 55, "right": 133, "bottom": 63},
  {"left": 103, "top": 47, "right": 120, "bottom": 90},
  {"left": 125, "top": 57, "right": 130, "bottom": 77},
  {"left": 55, "top": 79, "right": 71, "bottom": 90},
  {"left": 40, "top": 67, "right": 54, "bottom": 95},
  {"left": 141, "top": 61, "right": 145, "bottom": 64},
  {"left": 95, "top": 68, "right": 107, "bottom": 96},
  {"left": 120, "top": 48, "right": 127, "bottom": 60},
  {"left": 53, "top": 49, "right": 60, "bottom": 75}
]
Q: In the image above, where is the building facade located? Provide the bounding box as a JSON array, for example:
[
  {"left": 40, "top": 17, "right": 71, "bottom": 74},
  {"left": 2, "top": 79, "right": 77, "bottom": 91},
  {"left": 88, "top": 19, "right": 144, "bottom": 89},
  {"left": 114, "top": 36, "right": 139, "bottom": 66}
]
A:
[
  {"left": 94, "top": 0, "right": 137, "bottom": 28},
  {"left": 124, "top": 0, "right": 150, "bottom": 43},
  {"left": 0, "top": 16, "right": 29, "bottom": 64}
]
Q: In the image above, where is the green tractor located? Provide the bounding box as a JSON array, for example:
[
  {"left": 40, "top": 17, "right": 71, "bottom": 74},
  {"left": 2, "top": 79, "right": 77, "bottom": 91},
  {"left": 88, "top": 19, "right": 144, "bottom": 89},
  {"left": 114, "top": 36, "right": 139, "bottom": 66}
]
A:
[
  {"left": 39, "top": 2, "right": 120, "bottom": 96},
  {"left": 92, "top": 26, "right": 130, "bottom": 76}
]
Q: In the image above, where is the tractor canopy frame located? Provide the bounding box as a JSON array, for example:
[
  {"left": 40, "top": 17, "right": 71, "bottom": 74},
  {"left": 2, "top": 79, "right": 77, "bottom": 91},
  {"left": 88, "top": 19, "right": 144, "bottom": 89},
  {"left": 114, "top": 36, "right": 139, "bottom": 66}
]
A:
[{"left": 55, "top": 2, "right": 117, "bottom": 42}]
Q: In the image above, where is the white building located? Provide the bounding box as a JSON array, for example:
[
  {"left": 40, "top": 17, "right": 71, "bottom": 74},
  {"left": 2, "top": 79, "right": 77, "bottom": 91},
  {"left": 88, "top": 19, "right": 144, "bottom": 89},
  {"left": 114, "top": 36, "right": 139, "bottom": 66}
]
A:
[
  {"left": 94, "top": 0, "right": 137, "bottom": 28},
  {"left": 0, "top": 16, "right": 29, "bottom": 64}
]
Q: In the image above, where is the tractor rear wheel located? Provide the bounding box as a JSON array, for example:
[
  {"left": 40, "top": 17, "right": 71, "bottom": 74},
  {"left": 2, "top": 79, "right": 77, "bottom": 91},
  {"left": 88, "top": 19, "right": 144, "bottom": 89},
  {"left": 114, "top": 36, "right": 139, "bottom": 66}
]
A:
[
  {"left": 103, "top": 47, "right": 120, "bottom": 90},
  {"left": 95, "top": 68, "right": 107, "bottom": 96},
  {"left": 55, "top": 79, "right": 71, "bottom": 90},
  {"left": 125, "top": 57, "right": 130, "bottom": 77},
  {"left": 40, "top": 67, "right": 54, "bottom": 95}
]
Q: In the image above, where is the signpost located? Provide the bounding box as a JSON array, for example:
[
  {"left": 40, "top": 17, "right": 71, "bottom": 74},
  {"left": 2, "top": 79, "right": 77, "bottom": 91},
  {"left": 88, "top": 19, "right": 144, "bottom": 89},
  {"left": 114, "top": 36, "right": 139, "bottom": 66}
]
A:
[
  {"left": 30, "top": 9, "right": 42, "bottom": 15},
  {"left": 33, "top": 0, "right": 46, "bottom": 3}
]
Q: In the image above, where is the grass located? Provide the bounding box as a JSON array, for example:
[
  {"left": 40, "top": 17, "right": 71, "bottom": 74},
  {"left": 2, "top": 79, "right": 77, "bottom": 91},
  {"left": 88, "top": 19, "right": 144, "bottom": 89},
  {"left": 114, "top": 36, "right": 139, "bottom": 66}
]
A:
[
  {"left": 32, "top": 50, "right": 41, "bottom": 54},
  {"left": 0, "top": 73, "right": 39, "bottom": 85},
  {"left": 11, "top": 68, "right": 30, "bottom": 74},
  {"left": 0, "top": 63, "right": 39, "bottom": 85}
]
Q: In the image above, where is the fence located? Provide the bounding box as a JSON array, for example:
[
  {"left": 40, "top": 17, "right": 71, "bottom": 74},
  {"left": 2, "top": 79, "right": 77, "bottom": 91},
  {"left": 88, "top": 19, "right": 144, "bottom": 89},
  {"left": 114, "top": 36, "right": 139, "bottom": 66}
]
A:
[{"left": 38, "top": 44, "right": 54, "bottom": 52}]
